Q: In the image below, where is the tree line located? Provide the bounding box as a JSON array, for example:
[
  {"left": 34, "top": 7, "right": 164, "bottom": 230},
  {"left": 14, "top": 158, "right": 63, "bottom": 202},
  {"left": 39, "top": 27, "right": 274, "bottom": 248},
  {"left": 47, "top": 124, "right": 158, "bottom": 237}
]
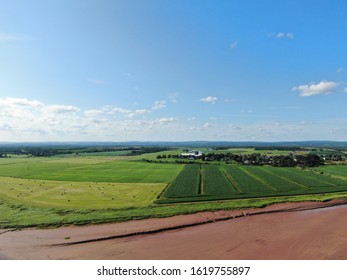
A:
[
  {"left": 205, "top": 152, "right": 327, "bottom": 167},
  {"left": 155, "top": 152, "right": 326, "bottom": 167}
]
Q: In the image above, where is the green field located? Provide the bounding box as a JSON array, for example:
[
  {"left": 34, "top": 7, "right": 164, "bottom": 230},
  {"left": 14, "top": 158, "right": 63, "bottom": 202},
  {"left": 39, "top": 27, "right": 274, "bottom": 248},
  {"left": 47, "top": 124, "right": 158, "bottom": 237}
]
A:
[
  {"left": 157, "top": 164, "right": 347, "bottom": 203},
  {"left": 0, "top": 157, "right": 182, "bottom": 183},
  {"left": 314, "top": 165, "right": 347, "bottom": 179},
  {"left": 1, "top": 153, "right": 347, "bottom": 229},
  {"left": 161, "top": 165, "right": 200, "bottom": 198}
]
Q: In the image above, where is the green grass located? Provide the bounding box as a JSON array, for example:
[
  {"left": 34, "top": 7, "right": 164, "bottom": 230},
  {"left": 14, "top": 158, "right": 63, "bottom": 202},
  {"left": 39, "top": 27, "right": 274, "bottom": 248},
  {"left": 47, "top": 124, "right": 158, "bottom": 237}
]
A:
[
  {"left": 2, "top": 191, "right": 347, "bottom": 229},
  {"left": 1, "top": 154, "right": 347, "bottom": 229},
  {"left": 0, "top": 157, "right": 183, "bottom": 183}
]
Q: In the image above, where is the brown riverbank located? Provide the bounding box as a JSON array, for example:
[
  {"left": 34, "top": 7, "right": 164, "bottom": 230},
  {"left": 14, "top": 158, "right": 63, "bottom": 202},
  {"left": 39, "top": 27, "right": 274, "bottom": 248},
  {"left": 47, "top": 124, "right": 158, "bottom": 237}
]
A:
[{"left": 1, "top": 199, "right": 347, "bottom": 259}]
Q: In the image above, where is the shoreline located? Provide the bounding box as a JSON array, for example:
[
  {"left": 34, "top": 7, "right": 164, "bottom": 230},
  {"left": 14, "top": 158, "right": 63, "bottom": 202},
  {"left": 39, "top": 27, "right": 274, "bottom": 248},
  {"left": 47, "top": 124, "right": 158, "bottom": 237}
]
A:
[
  {"left": 1, "top": 199, "right": 347, "bottom": 260},
  {"left": 53, "top": 198, "right": 347, "bottom": 246}
]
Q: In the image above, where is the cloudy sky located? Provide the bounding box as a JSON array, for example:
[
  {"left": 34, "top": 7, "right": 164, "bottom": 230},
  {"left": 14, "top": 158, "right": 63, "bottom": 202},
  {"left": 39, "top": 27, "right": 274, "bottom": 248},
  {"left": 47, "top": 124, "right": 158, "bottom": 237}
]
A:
[{"left": 1, "top": 0, "right": 347, "bottom": 142}]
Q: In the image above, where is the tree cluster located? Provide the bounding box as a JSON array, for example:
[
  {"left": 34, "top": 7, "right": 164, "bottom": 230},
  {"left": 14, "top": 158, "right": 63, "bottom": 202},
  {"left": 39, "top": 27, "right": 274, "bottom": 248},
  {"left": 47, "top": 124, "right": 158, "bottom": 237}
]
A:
[{"left": 201, "top": 152, "right": 324, "bottom": 167}]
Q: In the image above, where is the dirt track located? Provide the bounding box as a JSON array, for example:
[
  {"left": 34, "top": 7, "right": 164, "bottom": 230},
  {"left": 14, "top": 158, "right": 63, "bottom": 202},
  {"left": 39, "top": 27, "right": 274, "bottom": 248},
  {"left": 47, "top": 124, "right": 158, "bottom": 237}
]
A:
[{"left": 1, "top": 200, "right": 347, "bottom": 259}]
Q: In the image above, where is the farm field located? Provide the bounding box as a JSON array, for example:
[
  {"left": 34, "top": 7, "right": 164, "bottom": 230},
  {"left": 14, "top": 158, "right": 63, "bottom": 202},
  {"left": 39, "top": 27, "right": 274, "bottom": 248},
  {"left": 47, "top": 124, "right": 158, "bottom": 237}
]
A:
[
  {"left": 314, "top": 165, "right": 347, "bottom": 180},
  {"left": 0, "top": 176, "right": 164, "bottom": 209},
  {"left": 161, "top": 164, "right": 201, "bottom": 198},
  {"left": 0, "top": 157, "right": 182, "bottom": 183},
  {"left": 1, "top": 153, "right": 347, "bottom": 229},
  {"left": 158, "top": 164, "right": 347, "bottom": 203}
]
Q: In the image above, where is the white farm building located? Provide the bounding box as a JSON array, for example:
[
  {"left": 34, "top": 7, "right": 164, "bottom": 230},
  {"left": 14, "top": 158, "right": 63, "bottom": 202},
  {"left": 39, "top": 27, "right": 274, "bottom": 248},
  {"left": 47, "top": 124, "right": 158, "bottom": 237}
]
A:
[{"left": 180, "top": 150, "right": 203, "bottom": 159}]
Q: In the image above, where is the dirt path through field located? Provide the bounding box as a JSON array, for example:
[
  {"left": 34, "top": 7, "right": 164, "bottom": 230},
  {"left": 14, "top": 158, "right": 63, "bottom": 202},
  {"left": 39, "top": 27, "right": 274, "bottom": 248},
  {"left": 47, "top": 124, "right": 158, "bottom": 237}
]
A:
[{"left": 1, "top": 199, "right": 347, "bottom": 259}]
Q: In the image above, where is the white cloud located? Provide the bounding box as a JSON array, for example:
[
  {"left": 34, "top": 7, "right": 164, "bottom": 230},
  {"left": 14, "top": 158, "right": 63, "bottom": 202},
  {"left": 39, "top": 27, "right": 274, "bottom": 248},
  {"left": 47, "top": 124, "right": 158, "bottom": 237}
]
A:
[
  {"left": 0, "top": 32, "right": 27, "bottom": 42},
  {"left": 344, "top": 87, "right": 347, "bottom": 93},
  {"left": 5, "top": 96, "right": 347, "bottom": 142},
  {"left": 152, "top": 100, "right": 166, "bottom": 110},
  {"left": 269, "top": 32, "right": 295, "bottom": 40},
  {"left": 200, "top": 96, "right": 218, "bottom": 104},
  {"left": 84, "top": 109, "right": 104, "bottom": 117},
  {"left": 101, "top": 106, "right": 151, "bottom": 117},
  {"left": 44, "top": 105, "right": 80, "bottom": 114},
  {"left": 127, "top": 109, "right": 150, "bottom": 118},
  {"left": 230, "top": 41, "right": 238, "bottom": 49},
  {"left": 292, "top": 80, "right": 339, "bottom": 97},
  {"left": 158, "top": 117, "right": 175, "bottom": 123},
  {"left": 88, "top": 118, "right": 109, "bottom": 124},
  {"left": 107, "top": 107, "right": 131, "bottom": 114},
  {"left": 0, "top": 98, "right": 84, "bottom": 139},
  {"left": 0, "top": 97, "right": 43, "bottom": 108}
]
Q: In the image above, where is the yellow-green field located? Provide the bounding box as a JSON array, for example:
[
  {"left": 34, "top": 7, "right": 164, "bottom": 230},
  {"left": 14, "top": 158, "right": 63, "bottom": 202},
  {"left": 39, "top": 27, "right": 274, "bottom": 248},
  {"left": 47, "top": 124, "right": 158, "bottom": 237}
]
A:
[{"left": 0, "top": 176, "right": 164, "bottom": 209}]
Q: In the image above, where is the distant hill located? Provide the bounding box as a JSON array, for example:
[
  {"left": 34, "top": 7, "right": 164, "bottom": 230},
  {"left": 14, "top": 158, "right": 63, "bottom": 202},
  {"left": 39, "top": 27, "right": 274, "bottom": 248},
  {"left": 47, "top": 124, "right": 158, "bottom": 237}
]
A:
[{"left": 0, "top": 140, "right": 347, "bottom": 149}]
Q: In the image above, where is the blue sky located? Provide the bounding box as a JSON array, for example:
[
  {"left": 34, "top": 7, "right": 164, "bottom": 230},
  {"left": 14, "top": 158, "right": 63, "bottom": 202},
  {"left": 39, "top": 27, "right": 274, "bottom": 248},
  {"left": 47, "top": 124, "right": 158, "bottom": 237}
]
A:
[{"left": 1, "top": 0, "right": 347, "bottom": 142}]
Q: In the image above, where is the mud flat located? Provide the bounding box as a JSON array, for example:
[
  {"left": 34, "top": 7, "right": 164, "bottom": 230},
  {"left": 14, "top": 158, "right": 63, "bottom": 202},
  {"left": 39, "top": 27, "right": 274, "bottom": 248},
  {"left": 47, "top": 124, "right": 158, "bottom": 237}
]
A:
[{"left": 1, "top": 199, "right": 347, "bottom": 260}]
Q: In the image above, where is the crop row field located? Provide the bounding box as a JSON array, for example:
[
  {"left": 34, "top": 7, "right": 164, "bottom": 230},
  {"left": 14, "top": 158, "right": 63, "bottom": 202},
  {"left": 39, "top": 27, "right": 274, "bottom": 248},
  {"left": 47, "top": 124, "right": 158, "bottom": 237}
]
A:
[{"left": 158, "top": 164, "right": 347, "bottom": 203}]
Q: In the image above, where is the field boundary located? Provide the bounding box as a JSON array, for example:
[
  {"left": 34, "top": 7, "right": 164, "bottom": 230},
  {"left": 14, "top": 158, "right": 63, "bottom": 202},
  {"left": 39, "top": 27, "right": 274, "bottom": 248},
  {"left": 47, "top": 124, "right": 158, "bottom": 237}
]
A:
[
  {"left": 220, "top": 168, "right": 242, "bottom": 193},
  {"left": 156, "top": 182, "right": 171, "bottom": 200},
  {"left": 198, "top": 165, "right": 203, "bottom": 194}
]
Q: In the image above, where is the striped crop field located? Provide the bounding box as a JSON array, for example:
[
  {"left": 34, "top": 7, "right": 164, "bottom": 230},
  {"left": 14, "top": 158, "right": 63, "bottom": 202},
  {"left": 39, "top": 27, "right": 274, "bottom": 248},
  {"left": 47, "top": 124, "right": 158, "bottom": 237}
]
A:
[
  {"left": 202, "top": 165, "right": 237, "bottom": 195},
  {"left": 222, "top": 165, "right": 274, "bottom": 193},
  {"left": 161, "top": 165, "right": 200, "bottom": 198},
  {"left": 261, "top": 167, "right": 347, "bottom": 188},
  {"left": 157, "top": 164, "right": 347, "bottom": 203}
]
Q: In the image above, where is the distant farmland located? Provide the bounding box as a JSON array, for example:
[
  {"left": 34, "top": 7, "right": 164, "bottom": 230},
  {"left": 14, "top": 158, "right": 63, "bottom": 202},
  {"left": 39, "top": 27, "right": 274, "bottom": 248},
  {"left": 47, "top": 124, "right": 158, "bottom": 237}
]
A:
[{"left": 157, "top": 164, "right": 347, "bottom": 203}]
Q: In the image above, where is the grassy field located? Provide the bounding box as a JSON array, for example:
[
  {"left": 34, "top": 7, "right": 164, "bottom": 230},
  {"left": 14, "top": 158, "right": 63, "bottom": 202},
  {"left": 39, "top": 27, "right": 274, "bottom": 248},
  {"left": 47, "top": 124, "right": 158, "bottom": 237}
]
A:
[
  {"left": 1, "top": 153, "right": 347, "bottom": 229},
  {"left": 0, "top": 157, "right": 183, "bottom": 183},
  {"left": 0, "top": 176, "right": 164, "bottom": 209}
]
